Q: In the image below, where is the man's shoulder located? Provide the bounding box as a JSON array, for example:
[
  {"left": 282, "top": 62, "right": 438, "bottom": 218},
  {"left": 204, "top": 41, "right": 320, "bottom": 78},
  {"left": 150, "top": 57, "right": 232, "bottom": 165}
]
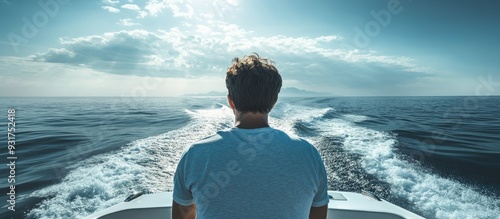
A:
[
  {"left": 186, "top": 128, "right": 237, "bottom": 149},
  {"left": 189, "top": 131, "right": 226, "bottom": 148},
  {"left": 269, "top": 128, "right": 314, "bottom": 147},
  {"left": 186, "top": 127, "right": 314, "bottom": 151}
]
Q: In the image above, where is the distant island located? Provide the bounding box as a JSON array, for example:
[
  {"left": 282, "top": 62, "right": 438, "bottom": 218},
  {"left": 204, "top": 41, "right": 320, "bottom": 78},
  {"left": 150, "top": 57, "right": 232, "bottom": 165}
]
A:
[
  {"left": 279, "top": 87, "right": 331, "bottom": 97},
  {"left": 184, "top": 87, "right": 331, "bottom": 97}
]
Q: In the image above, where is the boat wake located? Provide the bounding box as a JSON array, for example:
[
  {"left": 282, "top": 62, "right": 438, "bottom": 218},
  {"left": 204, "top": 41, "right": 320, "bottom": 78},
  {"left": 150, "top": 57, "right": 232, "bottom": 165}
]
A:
[{"left": 25, "top": 104, "right": 500, "bottom": 219}]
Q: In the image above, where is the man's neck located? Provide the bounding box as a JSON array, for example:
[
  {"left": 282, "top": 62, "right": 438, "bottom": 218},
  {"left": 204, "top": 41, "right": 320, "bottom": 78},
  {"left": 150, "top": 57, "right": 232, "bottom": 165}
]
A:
[{"left": 234, "top": 111, "right": 269, "bottom": 129}]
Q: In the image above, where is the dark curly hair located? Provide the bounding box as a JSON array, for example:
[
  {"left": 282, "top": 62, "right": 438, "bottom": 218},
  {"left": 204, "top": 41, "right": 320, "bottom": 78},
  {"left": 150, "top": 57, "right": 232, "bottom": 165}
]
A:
[{"left": 225, "top": 53, "right": 282, "bottom": 113}]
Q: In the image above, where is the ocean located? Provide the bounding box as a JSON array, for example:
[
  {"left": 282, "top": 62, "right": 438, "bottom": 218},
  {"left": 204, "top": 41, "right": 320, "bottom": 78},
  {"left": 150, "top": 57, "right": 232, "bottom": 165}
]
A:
[{"left": 0, "top": 96, "right": 499, "bottom": 219}]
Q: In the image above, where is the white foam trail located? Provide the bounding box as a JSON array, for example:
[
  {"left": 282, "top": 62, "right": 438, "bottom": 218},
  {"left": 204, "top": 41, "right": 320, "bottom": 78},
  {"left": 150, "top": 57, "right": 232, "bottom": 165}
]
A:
[
  {"left": 27, "top": 103, "right": 499, "bottom": 219},
  {"left": 25, "top": 103, "right": 331, "bottom": 218},
  {"left": 341, "top": 114, "right": 369, "bottom": 123},
  {"left": 26, "top": 105, "right": 235, "bottom": 219},
  {"left": 26, "top": 144, "right": 152, "bottom": 218},
  {"left": 270, "top": 103, "right": 332, "bottom": 138},
  {"left": 312, "top": 114, "right": 500, "bottom": 219}
]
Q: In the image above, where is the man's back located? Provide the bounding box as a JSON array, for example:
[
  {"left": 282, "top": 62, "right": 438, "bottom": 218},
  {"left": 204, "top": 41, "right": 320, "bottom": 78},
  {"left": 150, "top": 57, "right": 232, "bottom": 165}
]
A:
[{"left": 173, "top": 127, "right": 329, "bottom": 219}]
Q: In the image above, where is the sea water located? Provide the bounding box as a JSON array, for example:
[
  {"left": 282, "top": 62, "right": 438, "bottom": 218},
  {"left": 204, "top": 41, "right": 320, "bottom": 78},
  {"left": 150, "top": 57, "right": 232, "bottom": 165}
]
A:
[{"left": 0, "top": 96, "right": 499, "bottom": 219}]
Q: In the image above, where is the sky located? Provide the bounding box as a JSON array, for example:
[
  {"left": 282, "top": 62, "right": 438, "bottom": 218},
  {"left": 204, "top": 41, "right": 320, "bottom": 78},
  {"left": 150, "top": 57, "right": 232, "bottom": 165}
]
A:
[{"left": 0, "top": 0, "right": 499, "bottom": 96}]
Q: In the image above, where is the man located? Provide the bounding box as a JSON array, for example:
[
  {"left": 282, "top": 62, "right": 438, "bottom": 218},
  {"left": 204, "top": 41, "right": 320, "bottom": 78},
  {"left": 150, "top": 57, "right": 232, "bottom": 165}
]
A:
[{"left": 172, "top": 54, "right": 329, "bottom": 219}]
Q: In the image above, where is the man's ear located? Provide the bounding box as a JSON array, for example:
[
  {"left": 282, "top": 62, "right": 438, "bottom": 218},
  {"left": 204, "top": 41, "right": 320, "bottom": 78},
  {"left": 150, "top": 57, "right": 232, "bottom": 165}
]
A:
[{"left": 227, "top": 95, "right": 236, "bottom": 110}]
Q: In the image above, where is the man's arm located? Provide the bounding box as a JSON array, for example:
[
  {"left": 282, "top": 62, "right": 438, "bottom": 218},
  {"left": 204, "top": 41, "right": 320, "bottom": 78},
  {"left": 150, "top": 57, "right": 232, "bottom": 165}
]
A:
[
  {"left": 172, "top": 201, "right": 196, "bottom": 219},
  {"left": 309, "top": 205, "right": 327, "bottom": 219}
]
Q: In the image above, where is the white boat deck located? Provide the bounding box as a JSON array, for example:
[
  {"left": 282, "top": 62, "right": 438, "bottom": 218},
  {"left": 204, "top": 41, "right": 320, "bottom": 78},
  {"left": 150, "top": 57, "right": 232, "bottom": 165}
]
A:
[{"left": 84, "top": 191, "right": 425, "bottom": 219}]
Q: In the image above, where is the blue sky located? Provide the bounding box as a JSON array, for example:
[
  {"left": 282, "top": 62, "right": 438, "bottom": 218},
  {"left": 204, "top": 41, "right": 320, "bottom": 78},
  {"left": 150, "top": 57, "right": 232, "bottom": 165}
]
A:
[{"left": 1, "top": 0, "right": 499, "bottom": 96}]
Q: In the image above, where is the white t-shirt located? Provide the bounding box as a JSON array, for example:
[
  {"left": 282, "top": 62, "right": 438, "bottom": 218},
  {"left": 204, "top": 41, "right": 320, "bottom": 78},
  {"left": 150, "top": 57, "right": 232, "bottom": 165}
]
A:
[{"left": 173, "top": 127, "right": 329, "bottom": 219}]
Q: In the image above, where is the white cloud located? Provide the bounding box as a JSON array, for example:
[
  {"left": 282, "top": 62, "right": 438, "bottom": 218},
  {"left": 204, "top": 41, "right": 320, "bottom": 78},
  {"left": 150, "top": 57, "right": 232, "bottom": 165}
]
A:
[
  {"left": 0, "top": 57, "right": 224, "bottom": 96},
  {"left": 1, "top": 55, "right": 473, "bottom": 97},
  {"left": 144, "top": 0, "right": 194, "bottom": 18},
  {"left": 121, "top": 3, "right": 140, "bottom": 11},
  {"left": 143, "top": 0, "right": 168, "bottom": 16},
  {"left": 168, "top": 2, "right": 194, "bottom": 18},
  {"left": 29, "top": 18, "right": 439, "bottom": 96},
  {"left": 32, "top": 30, "right": 180, "bottom": 76},
  {"left": 225, "top": 0, "right": 238, "bottom": 6},
  {"left": 145, "top": 0, "right": 233, "bottom": 18},
  {"left": 121, "top": 4, "right": 148, "bottom": 18},
  {"left": 102, "top": 0, "right": 120, "bottom": 5},
  {"left": 101, "top": 6, "right": 120, "bottom": 13},
  {"left": 118, "top": 18, "right": 140, "bottom": 26}
]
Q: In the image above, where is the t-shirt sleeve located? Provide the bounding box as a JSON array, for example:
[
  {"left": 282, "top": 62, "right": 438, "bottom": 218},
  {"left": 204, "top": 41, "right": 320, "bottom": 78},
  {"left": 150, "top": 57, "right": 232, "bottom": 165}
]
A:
[
  {"left": 173, "top": 150, "right": 195, "bottom": 206},
  {"left": 311, "top": 149, "right": 330, "bottom": 207}
]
